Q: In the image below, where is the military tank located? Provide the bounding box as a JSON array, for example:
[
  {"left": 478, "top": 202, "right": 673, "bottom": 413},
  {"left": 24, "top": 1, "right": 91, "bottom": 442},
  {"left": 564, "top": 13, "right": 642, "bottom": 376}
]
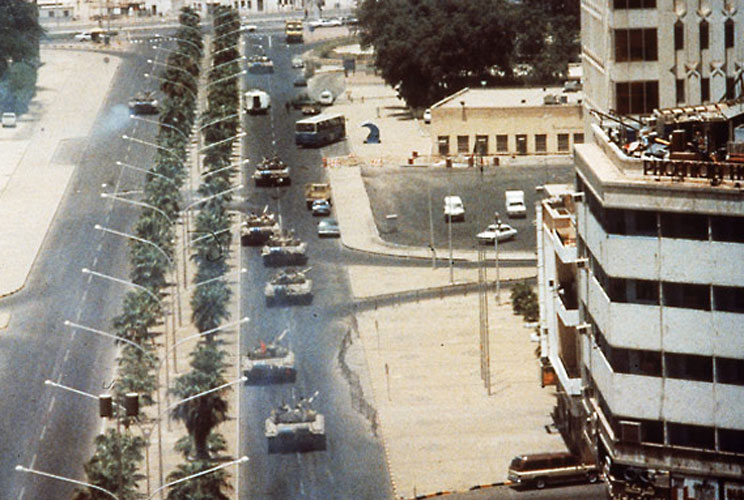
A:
[
  {"left": 264, "top": 268, "right": 312, "bottom": 306},
  {"left": 252, "top": 154, "right": 290, "bottom": 187},
  {"left": 265, "top": 392, "right": 325, "bottom": 453},
  {"left": 243, "top": 329, "right": 296, "bottom": 382},
  {"left": 128, "top": 91, "right": 159, "bottom": 115},
  {"left": 241, "top": 208, "right": 280, "bottom": 246},
  {"left": 261, "top": 229, "right": 308, "bottom": 266}
]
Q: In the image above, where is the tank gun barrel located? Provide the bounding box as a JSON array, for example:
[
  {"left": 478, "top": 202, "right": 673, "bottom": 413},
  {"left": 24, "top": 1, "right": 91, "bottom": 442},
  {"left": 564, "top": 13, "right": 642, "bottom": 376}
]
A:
[{"left": 275, "top": 328, "right": 289, "bottom": 344}]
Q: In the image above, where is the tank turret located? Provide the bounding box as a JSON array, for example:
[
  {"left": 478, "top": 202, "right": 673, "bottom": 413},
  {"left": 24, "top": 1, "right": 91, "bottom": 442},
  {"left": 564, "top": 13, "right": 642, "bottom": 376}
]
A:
[
  {"left": 265, "top": 392, "right": 325, "bottom": 452},
  {"left": 241, "top": 206, "right": 280, "bottom": 246},
  {"left": 264, "top": 268, "right": 313, "bottom": 306},
  {"left": 243, "top": 329, "right": 295, "bottom": 382},
  {"left": 261, "top": 229, "right": 308, "bottom": 266}
]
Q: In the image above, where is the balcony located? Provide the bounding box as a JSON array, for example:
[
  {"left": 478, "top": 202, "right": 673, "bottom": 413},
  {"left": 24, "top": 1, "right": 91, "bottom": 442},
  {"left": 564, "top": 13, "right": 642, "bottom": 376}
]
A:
[
  {"left": 542, "top": 196, "right": 578, "bottom": 264},
  {"left": 557, "top": 288, "right": 580, "bottom": 327}
]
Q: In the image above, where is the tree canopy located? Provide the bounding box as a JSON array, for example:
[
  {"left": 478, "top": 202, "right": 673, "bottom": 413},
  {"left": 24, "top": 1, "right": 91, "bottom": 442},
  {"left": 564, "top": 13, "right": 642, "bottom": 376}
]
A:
[
  {"left": 356, "top": 0, "right": 580, "bottom": 107},
  {"left": 0, "top": 0, "right": 43, "bottom": 112}
]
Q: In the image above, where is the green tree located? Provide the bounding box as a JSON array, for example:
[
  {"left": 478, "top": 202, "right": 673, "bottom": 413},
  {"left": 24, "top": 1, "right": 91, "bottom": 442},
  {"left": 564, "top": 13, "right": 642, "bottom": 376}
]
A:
[
  {"left": 81, "top": 429, "right": 145, "bottom": 500},
  {"left": 171, "top": 342, "right": 230, "bottom": 459},
  {"left": 166, "top": 459, "right": 231, "bottom": 500}
]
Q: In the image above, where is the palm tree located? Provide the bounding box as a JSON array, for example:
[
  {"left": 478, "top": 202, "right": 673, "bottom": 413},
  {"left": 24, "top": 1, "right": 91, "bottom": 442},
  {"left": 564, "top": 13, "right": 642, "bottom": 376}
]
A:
[
  {"left": 112, "top": 290, "right": 160, "bottom": 346},
  {"left": 116, "top": 345, "right": 157, "bottom": 406},
  {"left": 165, "top": 459, "right": 231, "bottom": 500},
  {"left": 190, "top": 280, "right": 232, "bottom": 334},
  {"left": 129, "top": 242, "right": 170, "bottom": 291},
  {"left": 174, "top": 431, "right": 226, "bottom": 459},
  {"left": 170, "top": 342, "right": 229, "bottom": 459},
  {"left": 82, "top": 429, "right": 145, "bottom": 500}
]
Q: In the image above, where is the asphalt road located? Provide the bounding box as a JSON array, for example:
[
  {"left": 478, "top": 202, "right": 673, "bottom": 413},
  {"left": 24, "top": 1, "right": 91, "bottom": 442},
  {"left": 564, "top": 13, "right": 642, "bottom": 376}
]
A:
[
  {"left": 363, "top": 163, "right": 574, "bottom": 253},
  {"left": 237, "top": 30, "right": 392, "bottom": 500},
  {"left": 0, "top": 44, "right": 167, "bottom": 498}
]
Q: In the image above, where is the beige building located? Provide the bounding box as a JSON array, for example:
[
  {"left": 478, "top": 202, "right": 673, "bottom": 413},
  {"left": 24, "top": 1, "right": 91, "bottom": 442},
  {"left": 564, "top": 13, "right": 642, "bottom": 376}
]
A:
[{"left": 429, "top": 87, "right": 585, "bottom": 159}]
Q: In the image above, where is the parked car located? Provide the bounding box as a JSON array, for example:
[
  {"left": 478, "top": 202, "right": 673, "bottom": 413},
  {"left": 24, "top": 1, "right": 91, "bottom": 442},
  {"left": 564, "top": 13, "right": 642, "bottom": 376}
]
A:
[
  {"left": 443, "top": 195, "right": 465, "bottom": 222},
  {"left": 291, "top": 56, "right": 305, "bottom": 69},
  {"left": 291, "top": 92, "right": 314, "bottom": 109},
  {"left": 319, "top": 89, "right": 334, "bottom": 105},
  {"left": 244, "top": 24, "right": 258, "bottom": 32},
  {"left": 476, "top": 223, "right": 517, "bottom": 244},
  {"left": 507, "top": 452, "right": 599, "bottom": 490},
  {"left": 294, "top": 77, "right": 308, "bottom": 87},
  {"left": 423, "top": 108, "right": 431, "bottom": 124},
  {"left": 308, "top": 17, "right": 342, "bottom": 28},
  {"left": 2, "top": 112, "right": 17, "bottom": 128},
  {"left": 341, "top": 16, "right": 358, "bottom": 26},
  {"left": 74, "top": 32, "right": 93, "bottom": 42},
  {"left": 311, "top": 199, "right": 332, "bottom": 216},
  {"left": 317, "top": 218, "right": 340, "bottom": 238},
  {"left": 505, "top": 190, "right": 527, "bottom": 218},
  {"left": 301, "top": 103, "right": 321, "bottom": 115}
]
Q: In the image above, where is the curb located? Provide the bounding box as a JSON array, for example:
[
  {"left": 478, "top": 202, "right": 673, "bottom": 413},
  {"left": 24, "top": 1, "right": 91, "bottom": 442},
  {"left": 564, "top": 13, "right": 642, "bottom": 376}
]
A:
[{"left": 403, "top": 481, "right": 507, "bottom": 499}]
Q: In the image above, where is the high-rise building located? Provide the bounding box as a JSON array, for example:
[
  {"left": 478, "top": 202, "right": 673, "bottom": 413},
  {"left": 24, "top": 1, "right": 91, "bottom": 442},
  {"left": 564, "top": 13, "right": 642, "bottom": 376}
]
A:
[{"left": 537, "top": 1, "right": 744, "bottom": 499}]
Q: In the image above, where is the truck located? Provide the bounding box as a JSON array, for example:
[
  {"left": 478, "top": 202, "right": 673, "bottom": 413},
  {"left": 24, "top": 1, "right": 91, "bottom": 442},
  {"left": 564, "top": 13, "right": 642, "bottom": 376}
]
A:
[
  {"left": 284, "top": 20, "right": 304, "bottom": 44},
  {"left": 505, "top": 190, "right": 527, "bottom": 218},
  {"left": 244, "top": 89, "right": 271, "bottom": 115},
  {"left": 304, "top": 183, "right": 332, "bottom": 209}
]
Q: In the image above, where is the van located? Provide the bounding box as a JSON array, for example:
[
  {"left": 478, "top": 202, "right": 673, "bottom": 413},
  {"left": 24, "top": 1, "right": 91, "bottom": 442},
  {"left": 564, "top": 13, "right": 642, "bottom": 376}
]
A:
[
  {"left": 244, "top": 89, "right": 271, "bottom": 115},
  {"left": 505, "top": 190, "right": 526, "bottom": 218},
  {"left": 443, "top": 195, "right": 465, "bottom": 222},
  {"left": 507, "top": 452, "right": 599, "bottom": 489},
  {"left": 2, "top": 112, "right": 17, "bottom": 128}
]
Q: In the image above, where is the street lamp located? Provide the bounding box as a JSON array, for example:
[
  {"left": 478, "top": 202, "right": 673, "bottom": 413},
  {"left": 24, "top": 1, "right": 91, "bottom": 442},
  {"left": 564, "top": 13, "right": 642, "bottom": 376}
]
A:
[
  {"left": 147, "top": 59, "right": 198, "bottom": 86},
  {"left": 121, "top": 134, "right": 184, "bottom": 165},
  {"left": 198, "top": 112, "right": 243, "bottom": 133},
  {"left": 187, "top": 267, "right": 246, "bottom": 291},
  {"left": 182, "top": 184, "right": 244, "bottom": 213},
  {"left": 208, "top": 56, "right": 247, "bottom": 74},
  {"left": 115, "top": 161, "right": 178, "bottom": 186},
  {"left": 212, "top": 26, "right": 248, "bottom": 44},
  {"left": 101, "top": 193, "right": 174, "bottom": 226},
  {"left": 212, "top": 41, "right": 244, "bottom": 58},
  {"left": 201, "top": 159, "right": 248, "bottom": 180},
  {"left": 205, "top": 70, "right": 248, "bottom": 92},
  {"left": 16, "top": 456, "right": 248, "bottom": 500},
  {"left": 94, "top": 224, "right": 173, "bottom": 266},
  {"left": 198, "top": 132, "right": 246, "bottom": 155},
  {"left": 143, "top": 72, "right": 198, "bottom": 101},
  {"left": 164, "top": 34, "right": 202, "bottom": 54}
]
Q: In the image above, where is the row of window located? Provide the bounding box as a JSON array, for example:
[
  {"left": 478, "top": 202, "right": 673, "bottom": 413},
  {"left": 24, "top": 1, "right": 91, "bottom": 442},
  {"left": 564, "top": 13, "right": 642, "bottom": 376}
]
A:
[
  {"left": 584, "top": 244, "right": 744, "bottom": 312},
  {"left": 674, "top": 20, "right": 736, "bottom": 52},
  {"left": 580, "top": 181, "right": 744, "bottom": 243},
  {"left": 591, "top": 316, "right": 744, "bottom": 384},
  {"left": 437, "top": 133, "right": 584, "bottom": 155}
]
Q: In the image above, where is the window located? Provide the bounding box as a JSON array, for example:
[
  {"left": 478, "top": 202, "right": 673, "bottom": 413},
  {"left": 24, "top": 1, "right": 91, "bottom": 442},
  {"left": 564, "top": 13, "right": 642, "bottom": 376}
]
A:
[
  {"left": 669, "top": 422, "right": 715, "bottom": 450},
  {"left": 573, "top": 133, "right": 584, "bottom": 144},
  {"left": 712, "top": 215, "right": 744, "bottom": 242},
  {"left": 615, "top": 29, "right": 658, "bottom": 62},
  {"left": 716, "top": 357, "right": 744, "bottom": 385},
  {"left": 614, "top": 349, "right": 662, "bottom": 377},
  {"left": 713, "top": 286, "right": 744, "bottom": 313},
  {"left": 496, "top": 134, "right": 508, "bottom": 152},
  {"left": 676, "top": 79, "right": 685, "bottom": 104},
  {"left": 557, "top": 134, "right": 569, "bottom": 152},
  {"left": 660, "top": 213, "right": 707, "bottom": 240},
  {"left": 674, "top": 21, "right": 684, "bottom": 51},
  {"left": 701, "top": 77, "right": 710, "bottom": 102},
  {"left": 699, "top": 20, "right": 709, "bottom": 50},
  {"left": 615, "top": 81, "right": 658, "bottom": 115},
  {"left": 475, "top": 135, "right": 488, "bottom": 155},
  {"left": 614, "top": 0, "right": 656, "bottom": 8},
  {"left": 457, "top": 135, "right": 469, "bottom": 153},
  {"left": 609, "top": 278, "right": 659, "bottom": 305},
  {"left": 666, "top": 353, "right": 713, "bottom": 382},
  {"left": 535, "top": 134, "right": 547, "bottom": 153},
  {"left": 726, "top": 77, "right": 737, "bottom": 100},
  {"left": 725, "top": 19, "right": 735, "bottom": 49},
  {"left": 663, "top": 282, "right": 711, "bottom": 311},
  {"left": 437, "top": 136, "right": 450, "bottom": 156},
  {"left": 606, "top": 209, "right": 657, "bottom": 236},
  {"left": 719, "top": 428, "right": 744, "bottom": 453}
]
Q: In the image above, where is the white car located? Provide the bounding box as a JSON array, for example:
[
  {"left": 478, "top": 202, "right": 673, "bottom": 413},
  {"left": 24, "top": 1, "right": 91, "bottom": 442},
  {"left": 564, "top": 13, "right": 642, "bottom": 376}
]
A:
[
  {"left": 444, "top": 195, "right": 465, "bottom": 222},
  {"left": 2, "top": 112, "right": 17, "bottom": 128},
  {"left": 318, "top": 218, "right": 340, "bottom": 238},
  {"left": 505, "top": 190, "right": 527, "bottom": 218},
  {"left": 74, "top": 32, "right": 93, "bottom": 42},
  {"left": 291, "top": 56, "right": 305, "bottom": 69},
  {"left": 476, "top": 223, "right": 518, "bottom": 243},
  {"left": 319, "top": 89, "right": 334, "bottom": 105},
  {"left": 311, "top": 199, "right": 332, "bottom": 216},
  {"left": 244, "top": 24, "right": 258, "bottom": 32},
  {"left": 309, "top": 18, "right": 343, "bottom": 28},
  {"left": 423, "top": 109, "right": 431, "bottom": 124}
]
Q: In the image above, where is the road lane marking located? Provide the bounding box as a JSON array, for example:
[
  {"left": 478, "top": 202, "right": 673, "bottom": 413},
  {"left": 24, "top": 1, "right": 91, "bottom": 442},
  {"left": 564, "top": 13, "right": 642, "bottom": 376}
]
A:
[
  {"left": 48, "top": 396, "right": 55, "bottom": 413},
  {"left": 18, "top": 487, "right": 25, "bottom": 500},
  {"left": 29, "top": 454, "right": 36, "bottom": 469},
  {"left": 63, "top": 349, "right": 70, "bottom": 362},
  {"left": 39, "top": 424, "right": 47, "bottom": 442}
]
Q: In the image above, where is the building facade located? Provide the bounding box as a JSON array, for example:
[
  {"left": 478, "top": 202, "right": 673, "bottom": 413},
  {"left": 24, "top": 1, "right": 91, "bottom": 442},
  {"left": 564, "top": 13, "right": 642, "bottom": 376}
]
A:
[{"left": 429, "top": 87, "right": 584, "bottom": 159}]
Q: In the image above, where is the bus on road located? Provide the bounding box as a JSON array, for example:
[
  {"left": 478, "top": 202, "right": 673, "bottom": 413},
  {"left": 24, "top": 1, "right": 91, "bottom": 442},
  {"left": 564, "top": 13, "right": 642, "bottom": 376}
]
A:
[{"left": 295, "top": 113, "right": 346, "bottom": 147}]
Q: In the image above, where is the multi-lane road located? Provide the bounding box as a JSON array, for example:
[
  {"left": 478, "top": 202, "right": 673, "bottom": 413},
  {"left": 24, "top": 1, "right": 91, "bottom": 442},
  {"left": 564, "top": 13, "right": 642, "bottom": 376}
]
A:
[{"left": 236, "top": 28, "right": 392, "bottom": 500}]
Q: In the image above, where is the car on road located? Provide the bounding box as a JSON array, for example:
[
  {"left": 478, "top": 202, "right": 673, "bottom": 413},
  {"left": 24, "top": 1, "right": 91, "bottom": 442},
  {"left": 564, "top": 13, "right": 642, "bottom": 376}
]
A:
[
  {"left": 319, "top": 90, "right": 334, "bottom": 105},
  {"left": 317, "top": 218, "right": 340, "bottom": 238},
  {"left": 443, "top": 195, "right": 465, "bottom": 222},
  {"left": 311, "top": 199, "right": 332, "bottom": 216},
  {"left": 74, "top": 32, "right": 93, "bottom": 42},
  {"left": 505, "top": 190, "right": 527, "bottom": 217},
  {"left": 301, "top": 103, "right": 321, "bottom": 115},
  {"left": 507, "top": 452, "right": 599, "bottom": 490},
  {"left": 423, "top": 108, "right": 431, "bottom": 124},
  {"left": 341, "top": 16, "right": 358, "bottom": 26},
  {"left": 476, "top": 222, "right": 518, "bottom": 243},
  {"left": 294, "top": 77, "right": 308, "bottom": 87},
  {"left": 309, "top": 18, "right": 343, "bottom": 28},
  {"left": 291, "top": 56, "right": 305, "bottom": 69},
  {"left": 244, "top": 24, "right": 258, "bottom": 32}
]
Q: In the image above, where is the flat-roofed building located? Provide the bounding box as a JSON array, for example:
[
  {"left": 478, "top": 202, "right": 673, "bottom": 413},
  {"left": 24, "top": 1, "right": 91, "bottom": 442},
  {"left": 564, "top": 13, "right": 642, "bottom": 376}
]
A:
[{"left": 429, "top": 87, "right": 584, "bottom": 159}]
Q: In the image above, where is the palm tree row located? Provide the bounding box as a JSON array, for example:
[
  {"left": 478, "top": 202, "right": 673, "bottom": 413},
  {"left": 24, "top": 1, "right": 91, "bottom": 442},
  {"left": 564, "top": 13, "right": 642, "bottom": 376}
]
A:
[
  {"left": 166, "top": 6, "right": 243, "bottom": 499},
  {"left": 74, "top": 7, "right": 204, "bottom": 499}
]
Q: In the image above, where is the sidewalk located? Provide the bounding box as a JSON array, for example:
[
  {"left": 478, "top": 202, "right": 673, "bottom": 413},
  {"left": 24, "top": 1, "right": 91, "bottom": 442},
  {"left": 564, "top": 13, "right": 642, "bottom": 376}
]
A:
[{"left": 0, "top": 49, "right": 121, "bottom": 298}]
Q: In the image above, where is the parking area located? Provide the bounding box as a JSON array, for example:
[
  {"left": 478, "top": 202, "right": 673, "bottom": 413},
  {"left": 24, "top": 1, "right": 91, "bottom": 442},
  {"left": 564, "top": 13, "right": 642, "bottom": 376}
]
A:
[{"left": 362, "top": 163, "right": 574, "bottom": 253}]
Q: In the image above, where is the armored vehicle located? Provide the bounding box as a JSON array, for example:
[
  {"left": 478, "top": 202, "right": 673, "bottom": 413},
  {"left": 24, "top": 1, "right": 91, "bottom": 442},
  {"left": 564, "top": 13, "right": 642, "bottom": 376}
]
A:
[
  {"left": 128, "top": 91, "right": 159, "bottom": 115},
  {"left": 243, "top": 329, "right": 295, "bottom": 382},
  {"left": 264, "top": 268, "right": 312, "bottom": 306},
  {"left": 241, "top": 209, "right": 280, "bottom": 246},
  {"left": 252, "top": 154, "right": 290, "bottom": 187},
  {"left": 261, "top": 230, "right": 308, "bottom": 266},
  {"left": 265, "top": 392, "right": 325, "bottom": 453}
]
